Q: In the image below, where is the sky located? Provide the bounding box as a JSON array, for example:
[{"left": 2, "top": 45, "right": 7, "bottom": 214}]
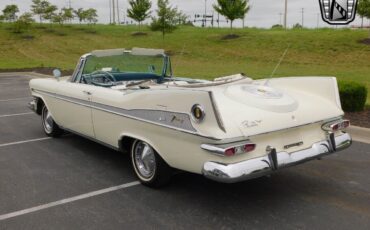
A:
[{"left": 1, "top": 0, "right": 368, "bottom": 28}]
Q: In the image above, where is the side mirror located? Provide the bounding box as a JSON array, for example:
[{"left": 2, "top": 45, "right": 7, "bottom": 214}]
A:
[{"left": 53, "top": 69, "right": 62, "bottom": 80}]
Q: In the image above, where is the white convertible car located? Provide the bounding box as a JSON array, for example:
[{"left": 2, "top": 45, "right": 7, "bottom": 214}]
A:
[{"left": 29, "top": 48, "right": 352, "bottom": 187}]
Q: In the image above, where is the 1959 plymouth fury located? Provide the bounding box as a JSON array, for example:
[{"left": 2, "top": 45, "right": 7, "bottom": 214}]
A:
[{"left": 29, "top": 48, "right": 352, "bottom": 187}]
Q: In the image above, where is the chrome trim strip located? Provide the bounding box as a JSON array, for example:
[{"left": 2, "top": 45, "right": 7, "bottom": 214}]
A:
[
  {"left": 201, "top": 140, "right": 254, "bottom": 156},
  {"left": 322, "top": 119, "right": 350, "bottom": 132},
  {"left": 62, "top": 128, "right": 120, "bottom": 151},
  {"left": 202, "top": 133, "right": 352, "bottom": 183},
  {"left": 33, "top": 89, "right": 221, "bottom": 140},
  {"left": 201, "top": 144, "right": 226, "bottom": 155},
  {"left": 215, "top": 116, "right": 344, "bottom": 144},
  {"left": 208, "top": 91, "right": 226, "bottom": 132}
]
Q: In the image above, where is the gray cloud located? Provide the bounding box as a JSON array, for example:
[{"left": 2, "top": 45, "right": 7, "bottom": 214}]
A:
[{"left": 1, "top": 0, "right": 367, "bottom": 28}]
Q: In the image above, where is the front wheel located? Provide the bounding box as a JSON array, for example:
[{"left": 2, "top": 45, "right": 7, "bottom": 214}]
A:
[
  {"left": 41, "top": 105, "right": 63, "bottom": 137},
  {"left": 131, "top": 140, "right": 172, "bottom": 188}
]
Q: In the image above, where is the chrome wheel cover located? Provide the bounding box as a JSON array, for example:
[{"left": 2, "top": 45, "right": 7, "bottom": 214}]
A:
[
  {"left": 42, "top": 107, "right": 53, "bottom": 133},
  {"left": 133, "top": 141, "right": 156, "bottom": 179}
]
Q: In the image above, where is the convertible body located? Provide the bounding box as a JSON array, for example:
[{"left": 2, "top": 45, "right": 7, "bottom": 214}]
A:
[{"left": 29, "top": 48, "right": 351, "bottom": 186}]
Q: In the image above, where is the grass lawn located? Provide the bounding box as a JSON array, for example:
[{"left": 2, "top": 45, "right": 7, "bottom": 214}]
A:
[{"left": 0, "top": 23, "right": 369, "bottom": 104}]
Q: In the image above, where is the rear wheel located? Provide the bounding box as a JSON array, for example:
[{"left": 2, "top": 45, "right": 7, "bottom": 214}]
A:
[
  {"left": 131, "top": 140, "right": 172, "bottom": 188},
  {"left": 41, "top": 105, "right": 63, "bottom": 137}
]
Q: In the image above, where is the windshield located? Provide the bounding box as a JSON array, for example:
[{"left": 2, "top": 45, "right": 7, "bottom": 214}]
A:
[
  {"left": 78, "top": 52, "right": 168, "bottom": 87},
  {"left": 83, "top": 53, "right": 165, "bottom": 76}
]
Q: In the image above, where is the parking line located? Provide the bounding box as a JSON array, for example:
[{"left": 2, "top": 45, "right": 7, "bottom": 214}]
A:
[
  {"left": 0, "top": 97, "right": 32, "bottom": 102},
  {"left": 0, "top": 137, "right": 51, "bottom": 148},
  {"left": 0, "top": 112, "right": 33, "bottom": 118},
  {"left": 0, "top": 181, "right": 141, "bottom": 221}
]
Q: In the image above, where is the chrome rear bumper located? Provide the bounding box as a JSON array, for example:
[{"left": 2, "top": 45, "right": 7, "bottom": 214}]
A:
[{"left": 202, "top": 133, "right": 352, "bottom": 183}]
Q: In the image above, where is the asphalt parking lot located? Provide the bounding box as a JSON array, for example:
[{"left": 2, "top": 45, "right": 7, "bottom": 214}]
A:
[{"left": 0, "top": 74, "right": 369, "bottom": 230}]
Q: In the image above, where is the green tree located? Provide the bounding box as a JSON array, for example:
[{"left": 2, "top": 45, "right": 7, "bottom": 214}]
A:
[
  {"left": 150, "top": 0, "right": 180, "bottom": 38},
  {"left": 127, "top": 0, "right": 152, "bottom": 29},
  {"left": 85, "top": 8, "right": 98, "bottom": 25},
  {"left": 51, "top": 10, "right": 65, "bottom": 25},
  {"left": 213, "top": 0, "right": 250, "bottom": 29},
  {"left": 13, "top": 12, "right": 35, "bottom": 33},
  {"left": 293, "top": 23, "right": 302, "bottom": 29},
  {"left": 62, "top": 7, "right": 74, "bottom": 23},
  {"left": 358, "top": 0, "right": 370, "bottom": 28},
  {"left": 175, "top": 11, "right": 189, "bottom": 25},
  {"left": 43, "top": 4, "right": 58, "bottom": 22},
  {"left": 2, "top": 4, "right": 19, "bottom": 22},
  {"left": 31, "top": 0, "right": 43, "bottom": 23},
  {"left": 31, "top": 0, "right": 57, "bottom": 23},
  {"left": 74, "top": 8, "right": 86, "bottom": 24}
]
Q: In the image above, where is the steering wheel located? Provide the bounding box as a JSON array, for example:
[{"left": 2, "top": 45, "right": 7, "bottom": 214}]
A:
[{"left": 89, "top": 70, "right": 117, "bottom": 87}]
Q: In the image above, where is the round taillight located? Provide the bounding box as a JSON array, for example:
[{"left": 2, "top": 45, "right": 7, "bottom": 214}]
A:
[{"left": 191, "top": 104, "right": 205, "bottom": 122}]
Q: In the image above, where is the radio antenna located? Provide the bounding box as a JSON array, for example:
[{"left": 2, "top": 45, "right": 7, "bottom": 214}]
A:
[
  {"left": 265, "top": 44, "right": 290, "bottom": 86},
  {"left": 173, "top": 43, "right": 186, "bottom": 77},
  {"left": 167, "top": 44, "right": 186, "bottom": 88}
]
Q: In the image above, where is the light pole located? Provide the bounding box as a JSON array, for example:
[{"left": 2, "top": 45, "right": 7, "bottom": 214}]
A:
[
  {"left": 109, "top": 0, "right": 112, "bottom": 24},
  {"left": 301, "top": 8, "right": 304, "bottom": 28},
  {"left": 279, "top": 12, "right": 283, "bottom": 25},
  {"left": 116, "top": 0, "right": 120, "bottom": 24},
  {"left": 317, "top": 13, "right": 320, "bottom": 29},
  {"left": 284, "top": 0, "right": 288, "bottom": 29},
  {"left": 112, "top": 0, "right": 116, "bottom": 24},
  {"left": 204, "top": 0, "right": 207, "bottom": 27}
]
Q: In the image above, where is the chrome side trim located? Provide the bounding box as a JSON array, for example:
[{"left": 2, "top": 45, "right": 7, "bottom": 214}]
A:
[
  {"left": 215, "top": 116, "right": 344, "bottom": 144},
  {"left": 62, "top": 127, "right": 120, "bottom": 151},
  {"left": 202, "top": 133, "right": 352, "bottom": 183},
  {"left": 209, "top": 91, "right": 226, "bottom": 132},
  {"left": 33, "top": 89, "right": 220, "bottom": 140},
  {"left": 201, "top": 140, "right": 254, "bottom": 156},
  {"left": 322, "top": 119, "right": 350, "bottom": 132}
]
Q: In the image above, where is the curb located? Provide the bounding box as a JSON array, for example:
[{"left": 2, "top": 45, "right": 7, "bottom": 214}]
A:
[
  {"left": 348, "top": 126, "right": 370, "bottom": 144},
  {"left": 0, "top": 72, "right": 52, "bottom": 78}
]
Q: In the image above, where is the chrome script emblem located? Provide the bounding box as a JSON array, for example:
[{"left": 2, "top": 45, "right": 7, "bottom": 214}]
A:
[
  {"left": 171, "top": 115, "right": 184, "bottom": 124},
  {"left": 284, "top": 141, "right": 304, "bottom": 150},
  {"left": 319, "top": 0, "right": 358, "bottom": 25},
  {"left": 242, "top": 120, "right": 262, "bottom": 128}
]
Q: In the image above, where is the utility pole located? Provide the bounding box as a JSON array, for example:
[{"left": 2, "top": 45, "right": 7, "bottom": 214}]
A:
[
  {"left": 109, "top": 0, "right": 112, "bottom": 24},
  {"left": 217, "top": 12, "right": 220, "bottom": 28},
  {"left": 204, "top": 0, "right": 207, "bottom": 27},
  {"left": 301, "top": 8, "right": 304, "bottom": 28},
  {"left": 68, "top": 0, "right": 71, "bottom": 8},
  {"left": 317, "top": 13, "right": 320, "bottom": 29},
  {"left": 112, "top": 0, "right": 116, "bottom": 24},
  {"left": 116, "top": 0, "right": 120, "bottom": 24},
  {"left": 284, "top": 0, "right": 288, "bottom": 29},
  {"left": 279, "top": 12, "right": 283, "bottom": 25}
]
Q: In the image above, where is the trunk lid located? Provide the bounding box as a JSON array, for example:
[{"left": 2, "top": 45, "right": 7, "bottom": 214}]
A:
[{"left": 212, "top": 83, "right": 343, "bottom": 137}]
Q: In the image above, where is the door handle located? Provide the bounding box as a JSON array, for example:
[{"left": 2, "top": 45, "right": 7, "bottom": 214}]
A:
[{"left": 83, "top": 90, "right": 92, "bottom": 95}]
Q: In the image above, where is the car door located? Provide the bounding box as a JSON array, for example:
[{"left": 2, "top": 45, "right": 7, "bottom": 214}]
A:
[
  {"left": 89, "top": 86, "right": 125, "bottom": 147},
  {"left": 53, "top": 81, "right": 96, "bottom": 138}
]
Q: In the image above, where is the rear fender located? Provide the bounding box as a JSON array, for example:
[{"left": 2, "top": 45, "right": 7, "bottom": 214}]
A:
[{"left": 267, "top": 77, "right": 342, "bottom": 109}]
